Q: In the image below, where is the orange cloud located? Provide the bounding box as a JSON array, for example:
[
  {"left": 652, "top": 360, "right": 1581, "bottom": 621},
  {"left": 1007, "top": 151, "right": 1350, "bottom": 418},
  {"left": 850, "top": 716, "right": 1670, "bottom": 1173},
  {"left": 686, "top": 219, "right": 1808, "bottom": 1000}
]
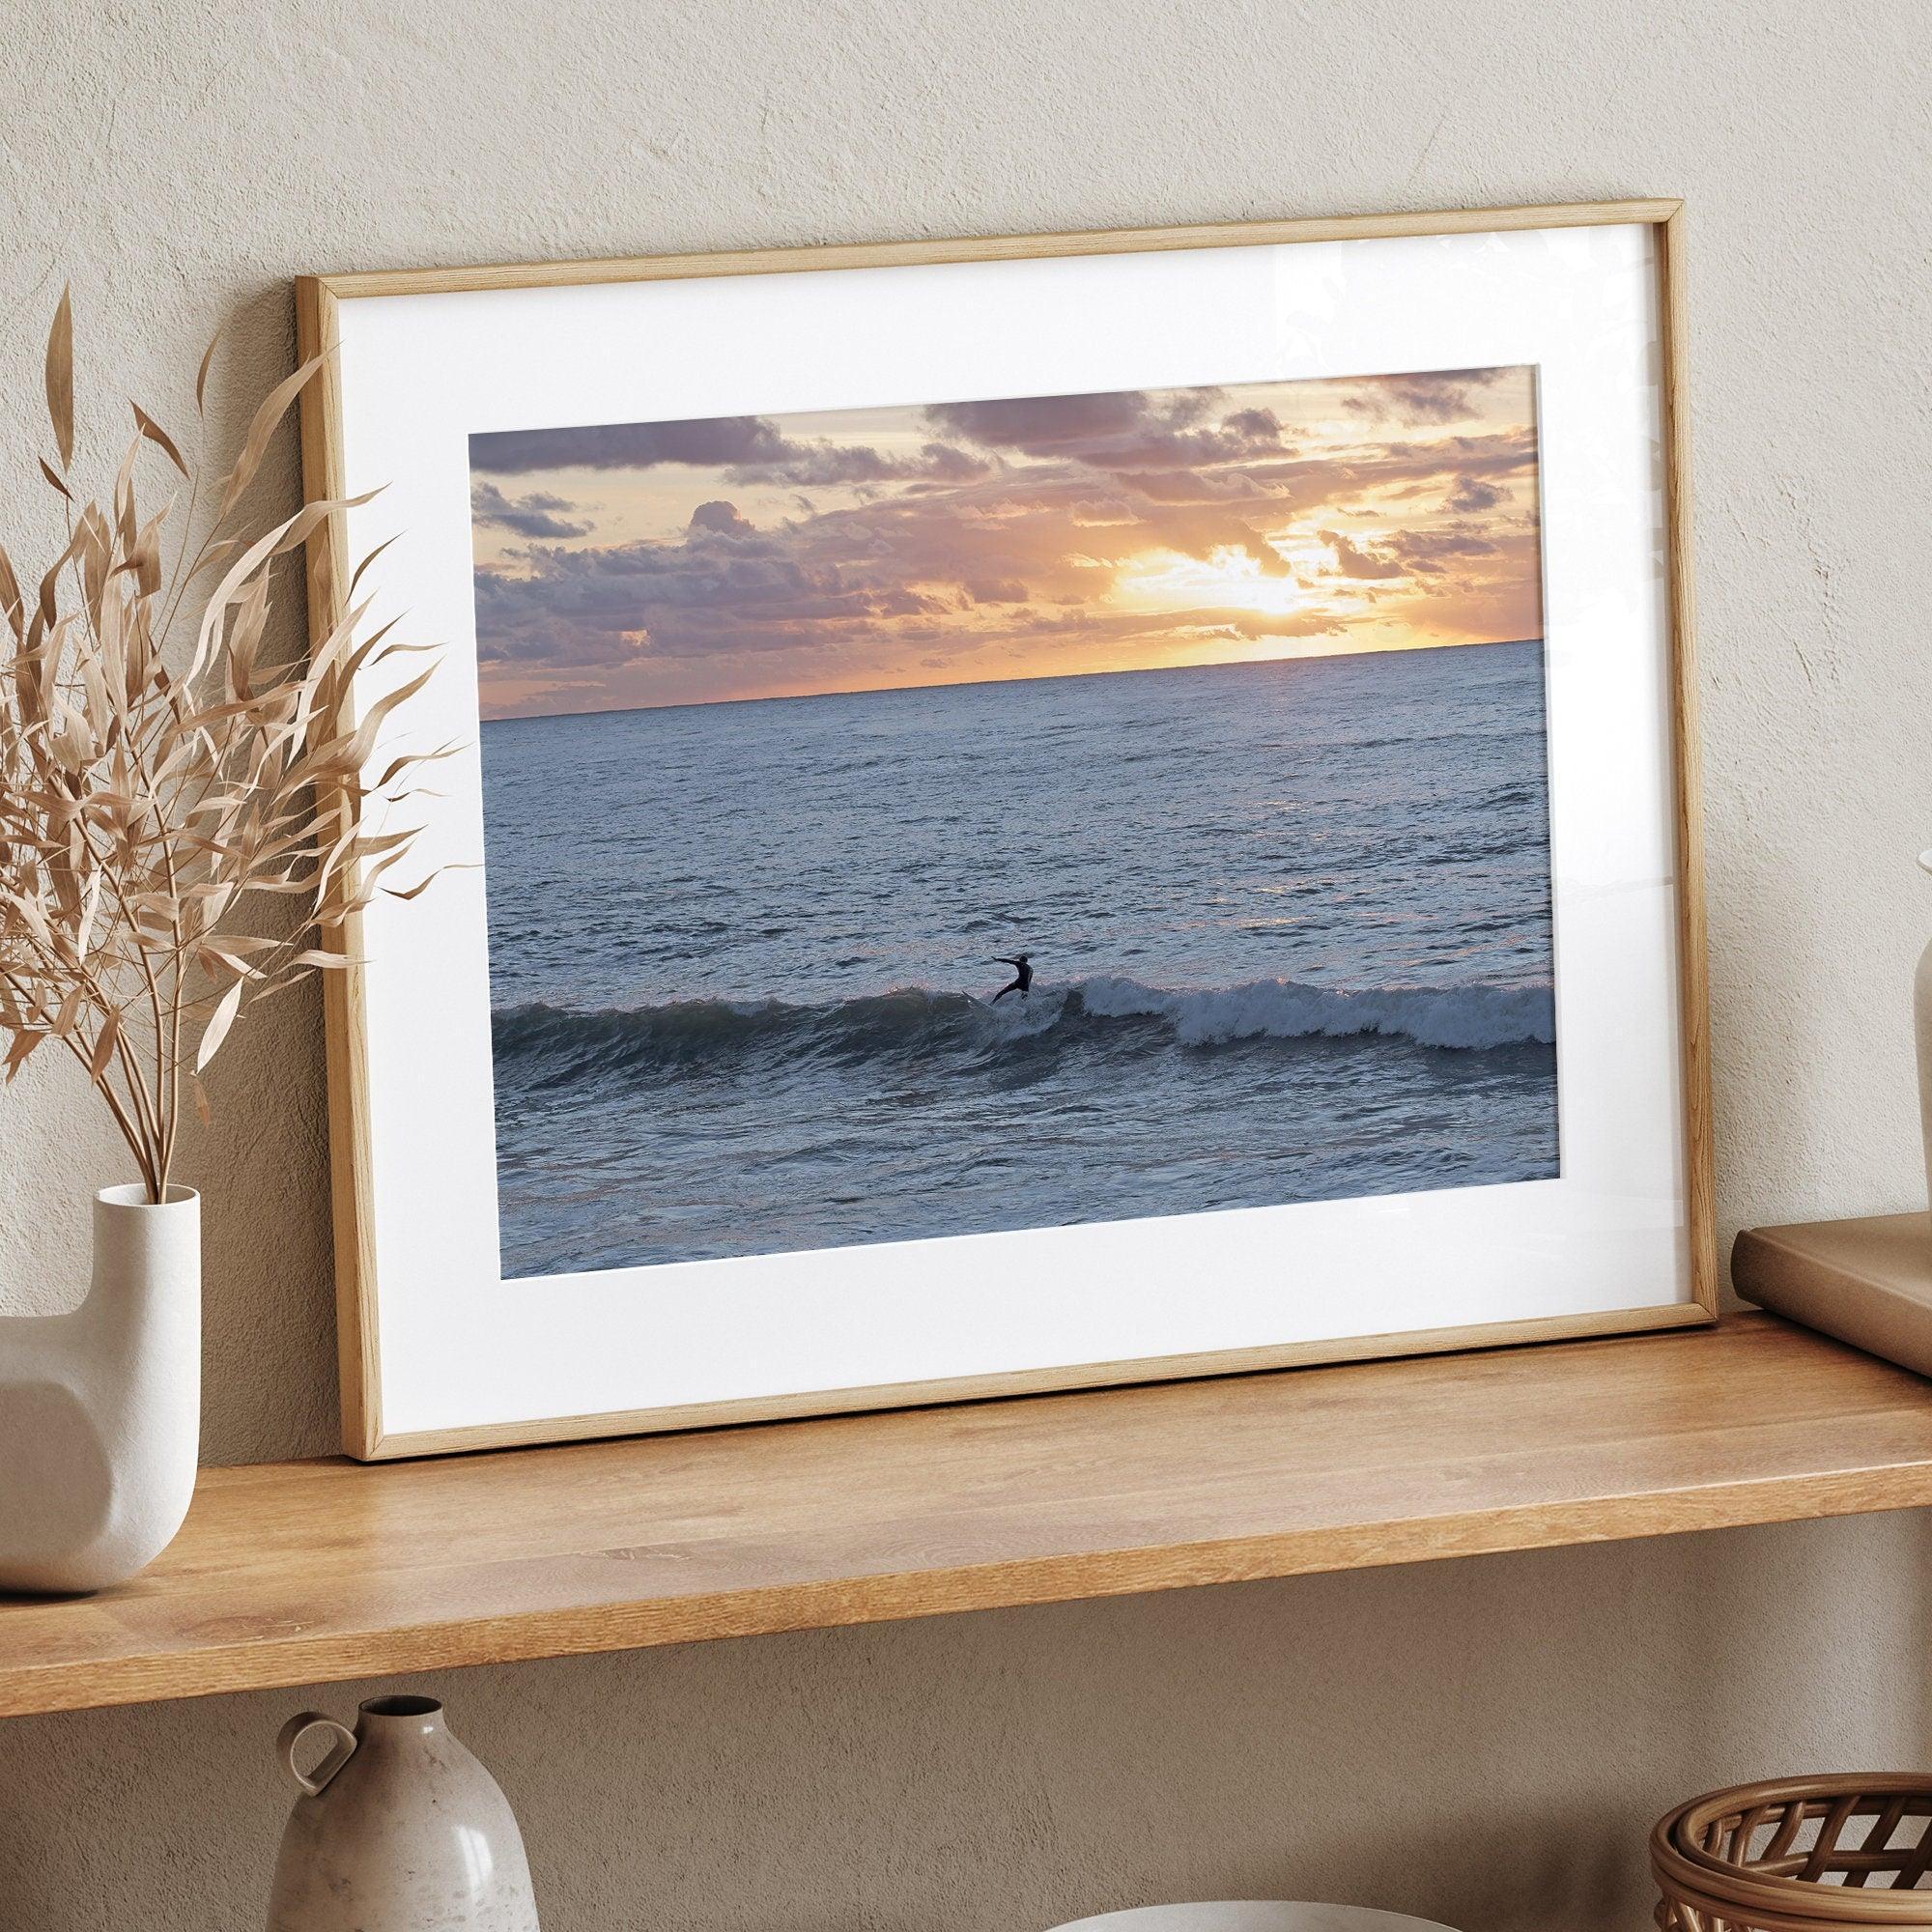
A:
[{"left": 469, "top": 367, "right": 1543, "bottom": 719}]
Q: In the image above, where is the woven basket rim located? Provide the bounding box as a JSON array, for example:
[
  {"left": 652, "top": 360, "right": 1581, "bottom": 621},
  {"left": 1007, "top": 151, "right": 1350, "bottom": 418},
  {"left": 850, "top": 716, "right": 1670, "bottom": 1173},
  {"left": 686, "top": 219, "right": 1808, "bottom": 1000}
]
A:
[
  {"left": 1653, "top": 1843, "right": 1932, "bottom": 1926},
  {"left": 1653, "top": 1869, "right": 1932, "bottom": 1932},
  {"left": 1667, "top": 1776, "right": 1932, "bottom": 1877},
  {"left": 1653, "top": 1778, "right": 1932, "bottom": 1926}
]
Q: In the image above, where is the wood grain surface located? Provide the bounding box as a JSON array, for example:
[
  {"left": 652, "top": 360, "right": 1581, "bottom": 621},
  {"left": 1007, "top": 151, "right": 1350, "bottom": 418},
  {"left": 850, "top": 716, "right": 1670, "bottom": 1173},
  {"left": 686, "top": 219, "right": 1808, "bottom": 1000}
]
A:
[
  {"left": 2, "top": 1313, "right": 1927, "bottom": 1719},
  {"left": 311, "top": 199, "right": 1685, "bottom": 298}
]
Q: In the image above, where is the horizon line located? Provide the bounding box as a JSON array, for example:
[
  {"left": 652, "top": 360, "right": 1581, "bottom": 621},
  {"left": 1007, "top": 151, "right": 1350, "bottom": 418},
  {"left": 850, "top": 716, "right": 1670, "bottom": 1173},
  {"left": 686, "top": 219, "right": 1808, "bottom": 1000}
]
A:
[{"left": 479, "top": 635, "right": 1544, "bottom": 727}]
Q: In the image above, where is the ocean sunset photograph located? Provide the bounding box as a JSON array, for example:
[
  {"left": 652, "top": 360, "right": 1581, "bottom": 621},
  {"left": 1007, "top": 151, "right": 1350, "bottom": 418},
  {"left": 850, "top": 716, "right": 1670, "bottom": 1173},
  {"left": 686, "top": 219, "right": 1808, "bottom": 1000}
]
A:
[{"left": 469, "top": 365, "right": 1559, "bottom": 1277}]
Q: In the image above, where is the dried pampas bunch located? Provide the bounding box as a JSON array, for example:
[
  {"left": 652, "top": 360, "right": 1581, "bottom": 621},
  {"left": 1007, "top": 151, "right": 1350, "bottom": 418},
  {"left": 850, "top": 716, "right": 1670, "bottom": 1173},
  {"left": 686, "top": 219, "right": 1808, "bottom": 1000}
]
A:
[{"left": 0, "top": 291, "right": 440, "bottom": 1201}]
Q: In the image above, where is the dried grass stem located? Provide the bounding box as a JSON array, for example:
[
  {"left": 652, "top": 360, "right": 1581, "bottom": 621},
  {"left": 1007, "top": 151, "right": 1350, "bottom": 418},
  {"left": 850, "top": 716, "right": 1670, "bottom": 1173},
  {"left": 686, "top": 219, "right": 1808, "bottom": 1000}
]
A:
[{"left": 0, "top": 292, "right": 441, "bottom": 1201}]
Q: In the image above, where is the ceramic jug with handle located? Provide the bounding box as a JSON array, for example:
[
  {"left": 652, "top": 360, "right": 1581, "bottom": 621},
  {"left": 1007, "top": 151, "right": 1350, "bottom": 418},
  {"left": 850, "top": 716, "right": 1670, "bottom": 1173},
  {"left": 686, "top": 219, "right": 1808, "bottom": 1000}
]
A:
[{"left": 266, "top": 1694, "right": 540, "bottom": 1931}]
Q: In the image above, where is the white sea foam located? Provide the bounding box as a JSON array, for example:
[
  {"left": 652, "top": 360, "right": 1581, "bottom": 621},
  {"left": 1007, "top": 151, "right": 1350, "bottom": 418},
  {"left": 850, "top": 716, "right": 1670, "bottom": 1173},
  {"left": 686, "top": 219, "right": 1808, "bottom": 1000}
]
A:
[{"left": 1065, "top": 976, "right": 1554, "bottom": 1050}]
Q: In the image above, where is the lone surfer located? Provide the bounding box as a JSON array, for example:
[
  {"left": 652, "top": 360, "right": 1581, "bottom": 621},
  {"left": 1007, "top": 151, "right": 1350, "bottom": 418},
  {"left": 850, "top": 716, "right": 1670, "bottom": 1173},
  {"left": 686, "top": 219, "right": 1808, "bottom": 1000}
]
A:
[{"left": 990, "top": 953, "right": 1034, "bottom": 1003}]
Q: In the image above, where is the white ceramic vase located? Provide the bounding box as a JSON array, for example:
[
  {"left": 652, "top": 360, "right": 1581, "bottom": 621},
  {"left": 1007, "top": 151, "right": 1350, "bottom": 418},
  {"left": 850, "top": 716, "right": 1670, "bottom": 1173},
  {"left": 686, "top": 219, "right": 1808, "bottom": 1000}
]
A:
[
  {"left": 267, "top": 1695, "right": 541, "bottom": 1931},
  {"left": 0, "top": 1183, "right": 200, "bottom": 1594}
]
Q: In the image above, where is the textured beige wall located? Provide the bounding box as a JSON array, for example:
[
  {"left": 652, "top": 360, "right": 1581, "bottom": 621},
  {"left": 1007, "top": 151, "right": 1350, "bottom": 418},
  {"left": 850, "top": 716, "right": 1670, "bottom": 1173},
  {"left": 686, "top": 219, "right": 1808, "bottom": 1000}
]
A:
[{"left": 2, "top": 0, "right": 1930, "bottom": 1925}]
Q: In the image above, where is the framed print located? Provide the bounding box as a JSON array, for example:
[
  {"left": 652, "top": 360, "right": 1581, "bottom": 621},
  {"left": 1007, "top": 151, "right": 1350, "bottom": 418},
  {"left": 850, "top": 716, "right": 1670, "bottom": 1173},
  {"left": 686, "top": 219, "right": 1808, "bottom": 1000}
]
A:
[{"left": 296, "top": 198, "right": 1714, "bottom": 1461}]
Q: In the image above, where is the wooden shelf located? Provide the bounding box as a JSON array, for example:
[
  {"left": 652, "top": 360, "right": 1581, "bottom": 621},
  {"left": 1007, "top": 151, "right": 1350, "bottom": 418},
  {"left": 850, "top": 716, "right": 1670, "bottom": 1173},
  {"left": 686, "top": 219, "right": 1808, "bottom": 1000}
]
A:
[{"left": 6, "top": 1311, "right": 1932, "bottom": 1719}]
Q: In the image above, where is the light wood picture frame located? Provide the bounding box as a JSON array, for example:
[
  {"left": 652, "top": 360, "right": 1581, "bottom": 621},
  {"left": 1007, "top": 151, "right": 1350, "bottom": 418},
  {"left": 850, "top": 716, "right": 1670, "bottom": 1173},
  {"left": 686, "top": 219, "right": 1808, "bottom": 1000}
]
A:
[{"left": 297, "top": 198, "right": 1715, "bottom": 1461}]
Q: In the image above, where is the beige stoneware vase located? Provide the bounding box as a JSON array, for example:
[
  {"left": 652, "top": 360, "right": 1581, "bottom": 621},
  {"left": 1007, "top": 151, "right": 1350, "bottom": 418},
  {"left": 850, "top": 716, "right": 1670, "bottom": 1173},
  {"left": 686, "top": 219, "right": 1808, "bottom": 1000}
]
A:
[{"left": 267, "top": 1695, "right": 540, "bottom": 1931}]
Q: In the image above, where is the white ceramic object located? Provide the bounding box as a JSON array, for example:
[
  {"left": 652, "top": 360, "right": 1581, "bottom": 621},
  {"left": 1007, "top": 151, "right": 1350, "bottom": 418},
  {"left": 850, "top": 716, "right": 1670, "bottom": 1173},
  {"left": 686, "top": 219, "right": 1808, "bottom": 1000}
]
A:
[
  {"left": 267, "top": 1695, "right": 541, "bottom": 1931},
  {"left": 1050, "top": 1906, "right": 1460, "bottom": 1932},
  {"left": 1915, "top": 851, "right": 1932, "bottom": 1213},
  {"left": 0, "top": 1183, "right": 200, "bottom": 1594}
]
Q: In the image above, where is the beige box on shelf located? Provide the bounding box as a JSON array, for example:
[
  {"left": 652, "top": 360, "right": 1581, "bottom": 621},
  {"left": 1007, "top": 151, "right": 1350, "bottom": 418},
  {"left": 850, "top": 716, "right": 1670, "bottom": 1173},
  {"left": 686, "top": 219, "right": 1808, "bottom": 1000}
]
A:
[{"left": 1733, "top": 1213, "right": 1932, "bottom": 1379}]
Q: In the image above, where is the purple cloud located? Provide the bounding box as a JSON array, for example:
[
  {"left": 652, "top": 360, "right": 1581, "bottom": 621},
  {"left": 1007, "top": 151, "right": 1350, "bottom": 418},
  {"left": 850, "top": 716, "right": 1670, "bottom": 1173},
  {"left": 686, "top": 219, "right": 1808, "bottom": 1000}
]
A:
[
  {"left": 470, "top": 481, "right": 591, "bottom": 540},
  {"left": 1343, "top": 368, "right": 1514, "bottom": 425},
  {"left": 471, "top": 415, "right": 987, "bottom": 490},
  {"left": 688, "top": 499, "right": 755, "bottom": 537},
  {"left": 1320, "top": 529, "right": 1406, "bottom": 581},
  {"left": 1447, "top": 476, "right": 1505, "bottom": 513},
  {"left": 926, "top": 390, "right": 1151, "bottom": 454},
  {"left": 927, "top": 389, "right": 1290, "bottom": 480},
  {"left": 473, "top": 417, "right": 791, "bottom": 472},
  {"left": 1386, "top": 527, "right": 1498, "bottom": 562}
]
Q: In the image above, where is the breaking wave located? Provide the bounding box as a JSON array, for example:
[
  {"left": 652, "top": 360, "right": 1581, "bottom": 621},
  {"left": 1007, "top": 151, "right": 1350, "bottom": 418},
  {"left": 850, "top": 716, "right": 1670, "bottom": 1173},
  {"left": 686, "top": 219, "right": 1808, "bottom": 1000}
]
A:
[
  {"left": 1069, "top": 976, "right": 1553, "bottom": 1049},
  {"left": 494, "top": 977, "right": 1554, "bottom": 1090}
]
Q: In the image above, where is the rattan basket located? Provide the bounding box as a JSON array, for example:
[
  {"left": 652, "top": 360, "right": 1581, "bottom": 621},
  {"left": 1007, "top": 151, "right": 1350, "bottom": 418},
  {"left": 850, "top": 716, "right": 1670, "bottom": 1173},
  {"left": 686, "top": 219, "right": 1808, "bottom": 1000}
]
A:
[{"left": 1654, "top": 1776, "right": 1932, "bottom": 1929}]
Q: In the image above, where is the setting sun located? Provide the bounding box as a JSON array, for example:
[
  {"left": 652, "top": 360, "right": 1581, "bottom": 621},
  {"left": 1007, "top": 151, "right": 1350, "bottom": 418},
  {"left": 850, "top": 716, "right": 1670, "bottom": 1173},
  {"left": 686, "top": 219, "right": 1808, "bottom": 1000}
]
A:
[
  {"left": 1119, "top": 544, "right": 1314, "bottom": 618},
  {"left": 469, "top": 366, "right": 1543, "bottom": 719}
]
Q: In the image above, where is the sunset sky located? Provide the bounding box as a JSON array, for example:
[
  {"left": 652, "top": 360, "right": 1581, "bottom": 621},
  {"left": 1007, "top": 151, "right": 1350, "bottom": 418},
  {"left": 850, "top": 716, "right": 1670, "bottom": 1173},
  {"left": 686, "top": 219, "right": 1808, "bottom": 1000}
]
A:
[{"left": 469, "top": 365, "right": 1543, "bottom": 720}]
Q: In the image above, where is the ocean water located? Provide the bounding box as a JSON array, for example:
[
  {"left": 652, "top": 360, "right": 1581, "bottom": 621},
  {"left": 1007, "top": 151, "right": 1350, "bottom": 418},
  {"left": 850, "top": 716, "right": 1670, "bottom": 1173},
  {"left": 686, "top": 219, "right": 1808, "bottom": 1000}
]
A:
[{"left": 480, "top": 639, "right": 1558, "bottom": 1277}]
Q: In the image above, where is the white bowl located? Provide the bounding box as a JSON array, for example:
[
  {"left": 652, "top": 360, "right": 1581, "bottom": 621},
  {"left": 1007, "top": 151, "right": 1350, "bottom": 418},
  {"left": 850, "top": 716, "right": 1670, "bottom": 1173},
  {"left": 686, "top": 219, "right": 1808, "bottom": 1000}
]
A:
[{"left": 1050, "top": 1906, "right": 1460, "bottom": 1932}]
